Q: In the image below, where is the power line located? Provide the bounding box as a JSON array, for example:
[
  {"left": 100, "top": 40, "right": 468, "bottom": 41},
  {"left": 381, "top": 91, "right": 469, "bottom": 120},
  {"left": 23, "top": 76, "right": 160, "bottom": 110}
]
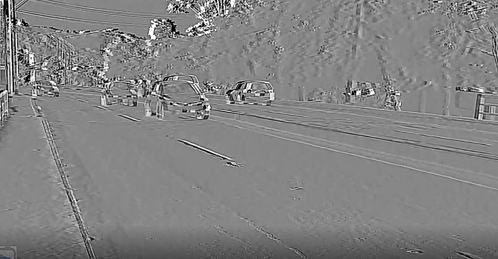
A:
[
  {"left": 33, "top": 0, "right": 176, "bottom": 18},
  {"left": 15, "top": 0, "right": 31, "bottom": 10},
  {"left": 34, "top": 0, "right": 162, "bottom": 19},
  {"left": 18, "top": 10, "right": 150, "bottom": 27}
]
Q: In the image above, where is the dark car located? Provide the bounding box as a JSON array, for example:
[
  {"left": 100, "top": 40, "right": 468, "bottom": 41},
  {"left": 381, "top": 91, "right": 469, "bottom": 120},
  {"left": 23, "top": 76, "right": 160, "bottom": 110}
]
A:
[
  {"left": 225, "top": 80, "right": 275, "bottom": 106},
  {"left": 152, "top": 80, "right": 211, "bottom": 120},
  {"left": 101, "top": 80, "right": 138, "bottom": 106}
]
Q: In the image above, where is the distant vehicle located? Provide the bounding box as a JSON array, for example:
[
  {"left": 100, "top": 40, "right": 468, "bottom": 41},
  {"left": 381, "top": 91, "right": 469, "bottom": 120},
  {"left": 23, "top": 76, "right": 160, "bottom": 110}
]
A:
[
  {"left": 347, "top": 87, "right": 376, "bottom": 97},
  {"left": 33, "top": 80, "right": 59, "bottom": 97},
  {"left": 455, "top": 86, "right": 496, "bottom": 94},
  {"left": 202, "top": 80, "right": 224, "bottom": 94},
  {"left": 455, "top": 86, "right": 485, "bottom": 93},
  {"left": 152, "top": 80, "right": 211, "bottom": 120},
  {"left": 101, "top": 80, "right": 138, "bottom": 106},
  {"left": 225, "top": 80, "right": 275, "bottom": 106}
]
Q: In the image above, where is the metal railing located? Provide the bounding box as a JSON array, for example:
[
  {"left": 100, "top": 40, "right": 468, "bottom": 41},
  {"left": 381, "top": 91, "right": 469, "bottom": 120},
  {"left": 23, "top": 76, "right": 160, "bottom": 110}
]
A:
[
  {"left": 0, "top": 89, "right": 9, "bottom": 127},
  {"left": 474, "top": 93, "right": 498, "bottom": 121}
]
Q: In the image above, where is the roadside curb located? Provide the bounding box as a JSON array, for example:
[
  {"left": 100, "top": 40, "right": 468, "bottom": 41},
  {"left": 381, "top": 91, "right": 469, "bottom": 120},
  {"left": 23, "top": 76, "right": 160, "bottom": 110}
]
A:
[{"left": 29, "top": 97, "right": 96, "bottom": 259}]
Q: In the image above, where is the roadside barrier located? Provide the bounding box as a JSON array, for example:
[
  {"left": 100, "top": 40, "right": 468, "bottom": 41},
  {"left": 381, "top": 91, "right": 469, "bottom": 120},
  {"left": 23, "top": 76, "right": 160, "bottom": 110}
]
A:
[{"left": 0, "top": 90, "right": 9, "bottom": 127}]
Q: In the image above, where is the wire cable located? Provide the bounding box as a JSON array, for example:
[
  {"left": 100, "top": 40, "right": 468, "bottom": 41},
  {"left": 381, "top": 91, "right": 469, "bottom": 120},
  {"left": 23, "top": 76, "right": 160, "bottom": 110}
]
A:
[
  {"left": 33, "top": 0, "right": 181, "bottom": 18},
  {"left": 33, "top": 0, "right": 163, "bottom": 19},
  {"left": 15, "top": 0, "right": 31, "bottom": 10},
  {"left": 18, "top": 10, "right": 150, "bottom": 27}
]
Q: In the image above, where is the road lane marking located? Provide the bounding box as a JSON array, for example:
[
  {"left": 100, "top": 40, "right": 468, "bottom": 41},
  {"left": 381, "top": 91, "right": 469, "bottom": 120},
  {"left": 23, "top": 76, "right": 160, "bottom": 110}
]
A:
[
  {"left": 93, "top": 105, "right": 109, "bottom": 111},
  {"left": 210, "top": 115, "right": 498, "bottom": 192},
  {"left": 177, "top": 139, "right": 242, "bottom": 167},
  {"left": 118, "top": 114, "right": 140, "bottom": 122},
  {"left": 393, "top": 129, "right": 492, "bottom": 147}
]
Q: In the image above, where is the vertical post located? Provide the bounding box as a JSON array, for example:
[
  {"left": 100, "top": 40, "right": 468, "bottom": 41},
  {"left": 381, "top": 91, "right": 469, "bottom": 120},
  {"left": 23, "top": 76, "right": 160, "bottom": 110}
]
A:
[
  {"left": 345, "top": 79, "right": 353, "bottom": 104},
  {"left": 4, "top": 0, "right": 14, "bottom": 105},
  {"left": 298, "top": 86, "right": 303, "bottom": 101},
  {"left": 62, "top": 43, "right": 66, "bottom": 86},
  {"left": 56, "top": 38, "right": 60, "bottom": 84},
  {"left": 29, "top": 52, "right": 35, "bottom": 82},
  {"left": 474, "top": 94, "right": 484, "bottom": 120},
  {"left": 12, "top": 0, "right": 18, "bottom": 94},
  {"left": 2, "top": 0, "right": 6, "bottom": 91},
  {"left": 67, "top": 50, "right": 72, "bottom": 86},
  {"left": 490, "top": 105, "right": 496, "bottom": 121}
]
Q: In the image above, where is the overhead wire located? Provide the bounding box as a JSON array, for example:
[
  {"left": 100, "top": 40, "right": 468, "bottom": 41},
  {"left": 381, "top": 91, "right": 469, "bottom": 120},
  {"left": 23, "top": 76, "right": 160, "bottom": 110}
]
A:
[
  {"left": 15, "top": 0, "right": 31, "bottom": 10},
  {"left": 32, "top": 0, "right": 186, "bottom": 19},
  {"left": 17, "top": 10, "right": 150, "bottom": 27}
]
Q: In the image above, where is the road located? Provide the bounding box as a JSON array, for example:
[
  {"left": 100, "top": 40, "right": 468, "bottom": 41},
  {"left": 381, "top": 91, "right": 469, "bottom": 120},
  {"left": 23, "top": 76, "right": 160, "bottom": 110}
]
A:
[{"left": 35, "top": 89, "right": 498, "bottom": 259}]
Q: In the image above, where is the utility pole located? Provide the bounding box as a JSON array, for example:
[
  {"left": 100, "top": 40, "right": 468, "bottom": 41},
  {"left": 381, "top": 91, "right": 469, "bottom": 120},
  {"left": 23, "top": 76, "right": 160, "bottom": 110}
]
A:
[
  {"left": 3, "top": 0, "right": 14, "bottom": 105},
  {"left": 28, "top": 51, "right": 35, "bottom": 82},
  {"left": 56, "top": 38, "right": 60, "bottom": 84},
  {"left": 67, "top": 49, "right": 72, "bottom": 86},
  {"left": 11, "top": 0, "right": 18, "bottom": 94},
  {"left": 61, "top": 42, "right": 65, "bottom": 86}
]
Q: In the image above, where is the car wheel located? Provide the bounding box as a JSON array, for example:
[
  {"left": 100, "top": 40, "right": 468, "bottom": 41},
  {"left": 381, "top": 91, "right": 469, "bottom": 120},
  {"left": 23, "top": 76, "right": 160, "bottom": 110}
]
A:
[
  {"left": 196, "top": 109, "right": 210, "bottom": 120},
  {"left": 226, "top": 92, "right": 236, "bottom": 104}
]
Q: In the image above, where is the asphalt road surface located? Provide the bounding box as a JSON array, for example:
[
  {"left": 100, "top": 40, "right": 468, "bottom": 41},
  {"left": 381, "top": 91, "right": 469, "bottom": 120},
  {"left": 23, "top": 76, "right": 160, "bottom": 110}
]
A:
[{"left": 35, "top": 89, "right": 498, "bottom": 259}]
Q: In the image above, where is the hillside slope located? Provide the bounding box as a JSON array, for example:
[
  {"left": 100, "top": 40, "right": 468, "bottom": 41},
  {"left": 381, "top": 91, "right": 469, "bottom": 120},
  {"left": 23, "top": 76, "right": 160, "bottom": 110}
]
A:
[{"left": 12, "top": 0, "right": 498, "bottom": 115}]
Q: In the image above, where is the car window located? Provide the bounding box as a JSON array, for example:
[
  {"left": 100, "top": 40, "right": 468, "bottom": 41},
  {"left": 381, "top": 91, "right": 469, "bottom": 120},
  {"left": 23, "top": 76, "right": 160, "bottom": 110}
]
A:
[
  {"left": 251, "top": 82, "right": 271, "bottom": 91},
  {"left": 234, "top": 82, "right": 245, "bottom": 90},
  {"left": 165, "top": 76, "right": 179, "bottom": 81}
]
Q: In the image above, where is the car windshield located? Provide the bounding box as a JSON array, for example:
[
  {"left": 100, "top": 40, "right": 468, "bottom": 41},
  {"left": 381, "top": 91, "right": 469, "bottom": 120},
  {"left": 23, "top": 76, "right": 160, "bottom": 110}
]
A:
[
  {"left": 159, "top": 81, "right": 198, "bottom": 95},
  {"left": 35, "top": 80, "right": 56, "bottom": 87},
  {"left": 36, "top": 80, "right": 51, "bottom": 85},
  {"left": 233, "top": 81, "right": 272, "bottom": 91}
]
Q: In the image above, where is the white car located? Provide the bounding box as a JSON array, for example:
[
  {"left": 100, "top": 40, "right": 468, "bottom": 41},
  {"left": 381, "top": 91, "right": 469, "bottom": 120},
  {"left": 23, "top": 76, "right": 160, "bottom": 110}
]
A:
[
  {"left": 455, "top": 86, "right": 485, "bottom": 93},
  {"left": 225, "top": 80, "right": 275, "bottom": 106},
  {"left": 348, "top": 88, "right": 376, "bottom": 97}
]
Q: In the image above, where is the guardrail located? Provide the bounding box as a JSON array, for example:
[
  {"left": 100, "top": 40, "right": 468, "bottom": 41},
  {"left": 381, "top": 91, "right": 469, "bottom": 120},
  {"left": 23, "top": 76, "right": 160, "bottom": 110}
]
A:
[{"left": 0, "top": 89, "right": 9, "bottom": 127}]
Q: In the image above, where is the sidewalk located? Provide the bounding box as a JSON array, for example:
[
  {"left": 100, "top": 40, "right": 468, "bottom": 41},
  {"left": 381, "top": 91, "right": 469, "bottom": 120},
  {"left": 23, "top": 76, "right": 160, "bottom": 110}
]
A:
[{"left": 0, "top": 96, "right": 87, "bottom": 258}]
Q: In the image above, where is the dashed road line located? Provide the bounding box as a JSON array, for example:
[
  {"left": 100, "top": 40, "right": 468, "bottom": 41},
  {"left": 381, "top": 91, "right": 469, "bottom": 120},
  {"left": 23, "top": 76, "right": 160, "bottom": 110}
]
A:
[
  {"left": 93, "top": 105, "right": 109, "bottom": 111},
  {"left": 118, "top": 114, "right": 140, "bottom": 122},
  {"left": 177, "top": 139, "right": 242, "bottom": 166}
]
